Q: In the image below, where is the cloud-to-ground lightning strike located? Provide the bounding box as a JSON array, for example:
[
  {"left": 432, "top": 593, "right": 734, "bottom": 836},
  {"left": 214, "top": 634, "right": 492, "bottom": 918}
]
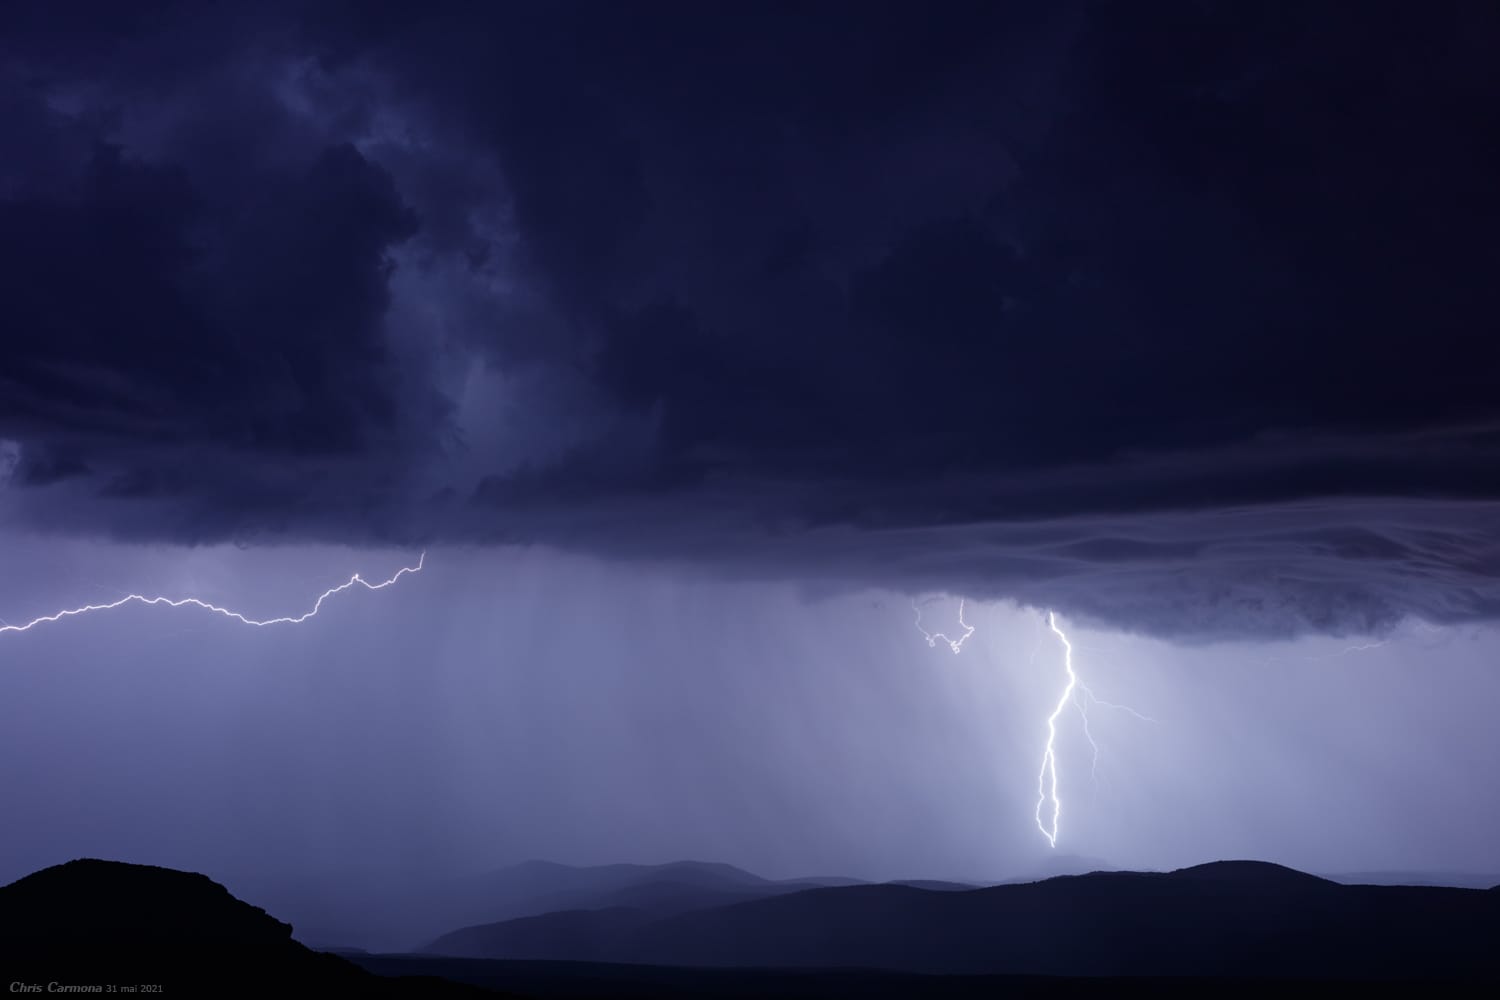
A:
[
  {"left": 0, "top": 553, "right": 425, "bottom": 636},
  {"left": 1034, "top": 612, "right": 1077, "bottom": 848},
  {"left": 914, "top": 600, "right": 1153, "bottom": 848},
  {"left": 913, "top": 597, "right": 974, "bottom": 653}
]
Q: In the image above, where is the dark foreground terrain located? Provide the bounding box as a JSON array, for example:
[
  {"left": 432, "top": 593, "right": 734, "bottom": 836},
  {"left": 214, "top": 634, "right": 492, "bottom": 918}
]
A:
[
  {"left": 0, "top": 859, "right": 484, "bottom": 995},
  {"left": 346, "top": 955, "right": 1485, "bottom": 998},
  {"left": 3, "top": 858, "right": 1497, "bottom": 996}
]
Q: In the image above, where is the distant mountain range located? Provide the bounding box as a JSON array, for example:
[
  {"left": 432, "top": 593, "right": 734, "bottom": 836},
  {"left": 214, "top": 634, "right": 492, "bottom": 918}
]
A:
[
  {"left": 243, "top": 857, "right": 877, "bottom": 951},
  {"left": 423, "top": 859, "right": 1500, "bottom": 979},
  {"left": 4, "top": 857, "right": 1497, "bottom": 994},
  {"left": 238, "top": 851, "right": 1500, "bottom": 955}
]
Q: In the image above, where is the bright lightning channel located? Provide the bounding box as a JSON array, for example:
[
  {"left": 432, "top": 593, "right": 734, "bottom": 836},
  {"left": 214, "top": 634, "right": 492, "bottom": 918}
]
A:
[
  {"left": 913, "top": 601, "right": 1152, "bottom": 848},
  {"left": 1035, "top": 613, "right": 1157, "bottom": 845},
  {"left": 1034, "top": 611, "right": 1077, "bottom": 848},
  {"left": 0, "top": 552, "right": 425, "bottom": 636}
]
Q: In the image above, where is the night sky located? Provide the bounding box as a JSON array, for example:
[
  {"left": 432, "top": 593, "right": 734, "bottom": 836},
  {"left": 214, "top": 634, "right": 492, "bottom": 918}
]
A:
[{"left": 3, "top": 0, "right": 1499, "bottom": 944}]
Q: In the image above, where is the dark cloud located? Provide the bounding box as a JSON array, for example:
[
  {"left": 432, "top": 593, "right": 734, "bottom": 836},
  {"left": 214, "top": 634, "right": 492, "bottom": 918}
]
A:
[
  {"left": 2, "top": 1, "right": 1498, "bottom": 638},
  {"left": 0, "top": 35, "right": 445, "bottom": 540},
  {"left": 2, "top": 126, "right": 418, "bottom": 446}
]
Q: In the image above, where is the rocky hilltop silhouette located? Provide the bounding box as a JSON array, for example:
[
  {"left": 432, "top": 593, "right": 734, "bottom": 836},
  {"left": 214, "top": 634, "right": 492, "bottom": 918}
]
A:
[{"left": 0, "top": 859, "right": 479, "bottom": 994}]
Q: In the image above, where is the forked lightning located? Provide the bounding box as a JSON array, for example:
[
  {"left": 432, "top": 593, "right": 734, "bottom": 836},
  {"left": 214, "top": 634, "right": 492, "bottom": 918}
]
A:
[{"left": 914, "top": 598, "right": 1152, "bottom": 847}]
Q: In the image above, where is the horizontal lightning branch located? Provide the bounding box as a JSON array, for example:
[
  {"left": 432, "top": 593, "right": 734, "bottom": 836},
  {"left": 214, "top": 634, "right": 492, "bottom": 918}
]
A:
[{"left": 0, "top": 552, "right": 425, "bottom": 636}]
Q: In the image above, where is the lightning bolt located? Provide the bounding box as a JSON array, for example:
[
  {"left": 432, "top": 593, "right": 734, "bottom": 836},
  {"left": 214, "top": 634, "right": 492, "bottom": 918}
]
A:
[
  {"left": 1037, "top": 612, "right": 1162, "bottom": 844},
  {"left": 0, "top": 552, "right": 425, "bottom": 636},
  {"left": 1034, "top": 611, "right": 1076, "bottom": 848},
  {"left": 912, "top": 600, "right": 1152, "bottom": 848},
  {"left": 912, "top": 596, "right": 974, "bottom": 654}
]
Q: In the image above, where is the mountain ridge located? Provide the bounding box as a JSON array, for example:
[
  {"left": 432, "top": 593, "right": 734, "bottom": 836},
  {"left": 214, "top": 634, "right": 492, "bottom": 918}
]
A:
[
  {"left": 7, "top": 856, "right": 1496, "bottom": 990},
  {"left": 426, "top": 859, "right": 1500, "bottom": 979}
]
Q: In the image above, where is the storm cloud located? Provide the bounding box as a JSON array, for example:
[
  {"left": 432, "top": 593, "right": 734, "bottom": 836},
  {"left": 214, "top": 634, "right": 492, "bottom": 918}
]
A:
[{"left": 3, "top": 1, "right": 1498, "bottom": 638}]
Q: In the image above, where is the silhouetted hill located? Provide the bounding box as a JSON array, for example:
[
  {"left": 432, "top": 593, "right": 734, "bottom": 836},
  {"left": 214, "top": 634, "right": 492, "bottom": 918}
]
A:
[
  {"left": 0, "top": 859, "right": 484, "bottom": 994},
  {"left": 427, "top": 860, "right": 1500, "bottom": 980},
  {"left": 1165, "top": 859, "right": 1332, "bottom": 887}
]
